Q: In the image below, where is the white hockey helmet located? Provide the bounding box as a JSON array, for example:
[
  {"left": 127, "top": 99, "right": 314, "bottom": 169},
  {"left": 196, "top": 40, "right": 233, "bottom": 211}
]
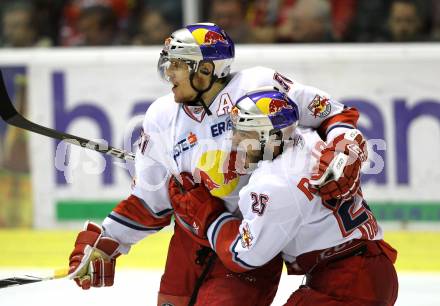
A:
[
  {"left": 231, "top": 88, "right": 299, "bottom": 147},
  {"left": 158, "top": 23, "right": 235, "bottom": 81}
]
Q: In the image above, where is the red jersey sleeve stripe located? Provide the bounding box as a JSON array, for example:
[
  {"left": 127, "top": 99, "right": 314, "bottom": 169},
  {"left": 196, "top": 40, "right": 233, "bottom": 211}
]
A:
[
  {"left": 230, "top": 236, "right": 260, "bottom": 270},
  {"left": 318, "top": 107, "right": 359, "bottom": 139},
  {"left": 209, "top": 213, "right": 238, "bottom": 247},
  {"left": 209, "top": 214, "right": 255, "bottom": 273},
  {"left": 135, "top": 196, "right": 173, "bottom": 218},
  {"left": 112, "top": 195, "right": 172, "bottom": 228},
  {"left": 108, "top": 212, "right": 165, "bottom": 231}
]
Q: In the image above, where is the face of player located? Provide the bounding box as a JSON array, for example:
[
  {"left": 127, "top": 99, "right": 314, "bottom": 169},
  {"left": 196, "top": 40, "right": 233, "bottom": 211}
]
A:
[
  {"left": 231, "top": 128, "right": 283, "bottom": 173},
  {"left": 164, "top": 60, "right": 199, "bottom": 103},
  {"left": 162, "top": 59, "right": 216, "bottom": 103},
  {"left": 231, "top": 129, "right": 263, "bottom": 173}
]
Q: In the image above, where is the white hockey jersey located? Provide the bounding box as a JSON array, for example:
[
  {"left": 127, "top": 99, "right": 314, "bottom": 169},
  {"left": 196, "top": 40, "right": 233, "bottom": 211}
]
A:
[
  {"left": 206, "top": 128, "right": 382, "bottom": 272},
  {"left": 102, "top": 66, "right": 360, "bottom": 252}
]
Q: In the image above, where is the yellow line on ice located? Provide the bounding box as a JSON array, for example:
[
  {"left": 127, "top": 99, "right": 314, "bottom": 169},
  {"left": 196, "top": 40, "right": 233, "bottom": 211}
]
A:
[
  {"left": 0, "top": 230, "right": 439, "bottom": 271},
  {"left": 0, "top": 230, "right": 171, "bottom": 269}
]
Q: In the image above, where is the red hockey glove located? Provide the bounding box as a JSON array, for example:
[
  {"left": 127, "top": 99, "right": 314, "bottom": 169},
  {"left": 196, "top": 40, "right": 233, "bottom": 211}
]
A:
[
  {"left": 310, "top": 129, "right": 368, "bottom": 201},
  {"left": 68, "top": 221, "right": 120, "bottom": 289},
  {"left": 169, "top": 172, "right": 226, "bottom": 242}
]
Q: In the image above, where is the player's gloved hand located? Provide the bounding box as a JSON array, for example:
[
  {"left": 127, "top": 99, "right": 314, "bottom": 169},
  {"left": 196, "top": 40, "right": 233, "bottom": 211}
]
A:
[
  {"left": 309, "top": 129, "right": 368, "bottom": 201},
  {"left": 68, "top": 221, "right": 120, "bottom": 289},
  {"left": 169, "top": 172, "right": 226, "bottom": 242}
]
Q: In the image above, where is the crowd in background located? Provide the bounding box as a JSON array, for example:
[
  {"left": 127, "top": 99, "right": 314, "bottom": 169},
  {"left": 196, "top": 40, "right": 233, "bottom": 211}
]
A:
[{"left": 0, "top": 0, "right": 440, "bottom": 47}]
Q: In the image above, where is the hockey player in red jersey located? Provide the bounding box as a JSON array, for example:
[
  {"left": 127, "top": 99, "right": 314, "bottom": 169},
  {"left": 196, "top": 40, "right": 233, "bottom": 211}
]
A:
[
  {"left": 68, "top": 23, "right": 368, "bottom": 305},
  {"left": 169, "top": 89, "right": 399, "bottom": 306}
]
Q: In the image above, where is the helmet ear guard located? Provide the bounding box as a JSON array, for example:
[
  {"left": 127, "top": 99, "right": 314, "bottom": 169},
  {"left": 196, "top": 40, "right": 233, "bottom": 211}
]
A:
[
  {"left": 199, "top": 65, "right": 212, "bottom": 76},
  {"left": 196, "top": 60, "right": 215, "bottom": 77}
]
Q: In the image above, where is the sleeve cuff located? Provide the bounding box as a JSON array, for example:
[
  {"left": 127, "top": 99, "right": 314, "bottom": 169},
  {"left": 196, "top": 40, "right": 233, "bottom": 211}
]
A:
[
  {"left": 326, "top": 126, "right": 355, "bottom": 144},
  {"left": 207, "top": 212, "right": 237, "bottom": 250}
]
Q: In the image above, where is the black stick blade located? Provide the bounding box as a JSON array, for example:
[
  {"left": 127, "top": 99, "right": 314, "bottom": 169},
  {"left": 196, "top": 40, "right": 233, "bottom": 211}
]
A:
[
  {"left": 0, "top": 276, "right": 42, "bottom": 288},
  {"left": 0, "top": 69, "right": 19, "bottom": 122}
]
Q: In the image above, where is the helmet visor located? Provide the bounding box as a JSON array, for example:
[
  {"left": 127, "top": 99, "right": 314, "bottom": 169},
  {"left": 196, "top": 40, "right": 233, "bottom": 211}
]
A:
[{"left": 157, "top": 51, "right": 197, "bottom": 82}]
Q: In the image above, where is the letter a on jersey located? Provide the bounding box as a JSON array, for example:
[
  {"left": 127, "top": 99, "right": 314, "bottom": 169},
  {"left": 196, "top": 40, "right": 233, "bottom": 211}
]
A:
[{"left": 217, "top": 93, "right": 233, "bottom": 116}]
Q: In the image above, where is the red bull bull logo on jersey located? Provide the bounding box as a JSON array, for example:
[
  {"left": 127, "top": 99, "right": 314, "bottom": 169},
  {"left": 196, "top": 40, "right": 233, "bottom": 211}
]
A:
[
  {"left": 308, "top": 94, "right": 332, "bottom": 118},
  {"left": 223, "top": 151, "right": 238, "bottom": 184},
  {"left": 195, "top": 150, "right": 240, "bottom": 197},
  {"left": 194, "top": 168, "right": 221, "bottom": 190}
]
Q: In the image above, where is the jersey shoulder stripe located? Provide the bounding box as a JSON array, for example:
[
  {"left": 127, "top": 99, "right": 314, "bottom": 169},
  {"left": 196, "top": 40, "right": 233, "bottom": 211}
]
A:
[
  {"left": 208, "top": 212, "right": 237, "bottom": 248},
  {"left": 112, "top": 195, "right": 172, "bottom": 229},
  {"left": 108, "top": 212, "right": 165, "bottom": 232}
]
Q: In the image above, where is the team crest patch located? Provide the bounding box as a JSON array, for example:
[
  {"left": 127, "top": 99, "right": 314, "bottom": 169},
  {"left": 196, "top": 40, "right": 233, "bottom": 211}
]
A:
[
  {"left": 240, "top": 222, "right": 254, "bottom": 249},
  {"left": 192, "top": 106, "right": 204, "bottom": 114},
  {"left": 307, "top": 95, "right": 331, "bottom": 118}
]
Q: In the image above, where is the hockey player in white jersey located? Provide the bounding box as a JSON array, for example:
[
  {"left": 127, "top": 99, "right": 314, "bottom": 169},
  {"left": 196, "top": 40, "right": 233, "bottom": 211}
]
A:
[
  {"left": 68, "top": 23, "right": 368, "bottom": 306},
  {"left": 169, "top": 89, "right": 399, "bottom": 305}
]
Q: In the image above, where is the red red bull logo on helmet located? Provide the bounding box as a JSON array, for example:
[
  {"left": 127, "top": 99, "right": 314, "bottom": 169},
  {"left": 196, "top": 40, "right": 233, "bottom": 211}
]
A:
[
  {"left": 203, "top": 30, "right": 227, "bottom": 45},
  {"left": 269, "top": 98, "right": 293, "bottom": 114},
  {"left": 255, "top": 96, "right": 293, "bottom": 115},
  {"left": 191, "top": 28, "right": 228, "bottom": 46},
  {"left": 308, "top": 95, "right": 332, "bottom": 118}
]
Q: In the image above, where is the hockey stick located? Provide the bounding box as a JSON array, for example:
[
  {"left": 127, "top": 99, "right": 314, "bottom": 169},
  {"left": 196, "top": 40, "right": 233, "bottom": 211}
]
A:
[
  {"left": 0, "top": 268, "right": 68, "bottom": 289},
  {"left": 0, "top": 69, "right": 135, "bottom": 161}
]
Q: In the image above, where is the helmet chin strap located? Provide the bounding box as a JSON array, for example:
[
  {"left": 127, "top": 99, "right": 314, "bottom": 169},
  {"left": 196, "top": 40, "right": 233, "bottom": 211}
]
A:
[{"left": 186, "top": 71, "right": 218, "bottom": 116}]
